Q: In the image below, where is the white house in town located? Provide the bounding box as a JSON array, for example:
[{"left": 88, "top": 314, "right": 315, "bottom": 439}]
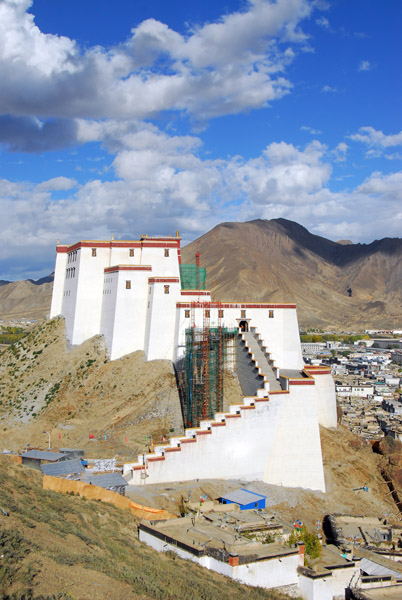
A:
[{"left": 50, "top": 232, "right": 337, "bottom": 492}]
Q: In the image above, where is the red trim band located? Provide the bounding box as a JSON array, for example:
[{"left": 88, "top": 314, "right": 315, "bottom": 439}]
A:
[
  {"left": 104, "top": 265, "right": 152, "bottom": 273},
  {"left": 177, "top": 302, "right": 297, "bottom": 309},
  {"left": 149, "top": 277, "right": 180, "bottom": 283}
]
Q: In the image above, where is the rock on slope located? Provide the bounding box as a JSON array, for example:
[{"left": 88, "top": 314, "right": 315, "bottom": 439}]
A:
[
  {"left": 0, "top": 317, "right": 183, "bottom": 458},
  {"left": 182, "top": 219, "right": 402, "bottom": 330}
]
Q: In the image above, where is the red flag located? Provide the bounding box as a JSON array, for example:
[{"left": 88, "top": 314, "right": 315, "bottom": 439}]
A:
[
  {"left": 162, "top": 436, "right": 166, "bottom": 442},
  {"left": 59, "top": 433, "right": 61, "bottom": 439},
  {"left": 125, "top": 435, "right": 128, "bottom": 443},
  {"left": 89, "top": 434, "right": 95, "bottom": 439}
]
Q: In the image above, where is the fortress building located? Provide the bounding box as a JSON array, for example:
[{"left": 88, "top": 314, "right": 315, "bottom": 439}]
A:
[{"left": 50, "top": 232, "right": 337, "bottom": 492}]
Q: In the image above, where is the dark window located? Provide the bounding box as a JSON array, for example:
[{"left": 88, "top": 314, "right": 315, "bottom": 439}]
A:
[
  {"left": 126, "top": 280, "right": 131, "bottom": 289},
  {"left": 92, "top": 248, "right": 97, "bottom": 257},
  {"left": 164, "top": 249, "right": 169, "bottom": 257},
  {"left": 164, "top": 285, "right": 170, "bottom": 294},
  {"left": 218, "top": 309, "right": 224, "bottom": 318},
  {"left": 205, "top": 310, "right": 210, "bottom": 318},
  {"left": 241, "top": 310, "right": 246, "bottom": 318},
  {"left": 269, "top": 310, "right": 274, "bottom": 318},
  {"left": 129, "top": 249, "right": 134, "bottom": 257},
  {"left": 185, "top": 310, "right": 190, "bottom": 318}
]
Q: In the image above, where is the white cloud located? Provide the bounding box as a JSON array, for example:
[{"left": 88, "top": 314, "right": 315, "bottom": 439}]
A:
[
  {"left": 0, "top": 130, "right": 401, "bottom": 279},
  {"left": 349, "top": 127, "right": 402, "bottom": 149},
  {"left": 322, "top": 84, "right": 338, "bottom": 93},
  {"left": 358, "top": 60, "right": 372, "bottom": 71},
  {"left": 36, "top": 177, "right": 78, "bottom": 192},
  {"left": 0, "top": 0, "right": 315, "bottom": 135},
  {"left": 300, "top": 125, "right": 322, "bottom": 135},
  {"left": 332, "top": 142, "right": 348, "bottom": 162},
  {"left": 315, "top": 17, "right": 329, "bottom": 28}
]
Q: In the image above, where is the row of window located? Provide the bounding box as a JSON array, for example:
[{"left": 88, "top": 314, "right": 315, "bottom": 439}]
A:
[
  {"left": 91, "top": 248, "right": 170, "bottom": 257},
  {"left": 68, "top": 250, "right": 78, "bottom": 263},
  {"left": 184, "top": 309, "right": 275, "bottom": 318},
  {"left": 66, "top": 267, "right": 76, "bottom": 278},
  {"left": 63, "top": 290, "right": 71, "bottom": 297},
  {"left": 125, "top": 281, "right": 170, "bottom": 294}
]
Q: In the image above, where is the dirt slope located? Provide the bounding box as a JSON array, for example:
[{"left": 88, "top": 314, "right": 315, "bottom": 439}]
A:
[
  {"left": 182, "top": 219, "right": 402, "bottom": 330},
  {"left": 0, "top": 457, "right": 293, "bottom": 600},
  {"left": 0, "top": 317, "right": 184, "bottom": 459}
]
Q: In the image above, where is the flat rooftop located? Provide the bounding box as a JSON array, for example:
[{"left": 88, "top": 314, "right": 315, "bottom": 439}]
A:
[{"left": 141, "top": 514, "right": 298, "bottom": 562}]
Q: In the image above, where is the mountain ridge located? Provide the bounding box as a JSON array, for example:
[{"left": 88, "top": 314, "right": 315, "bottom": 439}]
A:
[
  {"left": 1, "top": 219, "right": 401, "bottom": 329},
  {"left": 181, "top": 219, "right": 402, "bottom": 329}
]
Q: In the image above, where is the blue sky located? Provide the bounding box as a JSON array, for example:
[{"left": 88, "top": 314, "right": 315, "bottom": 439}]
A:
[{"left": 0, "top": 0, "right": 401, "bottom": 280}]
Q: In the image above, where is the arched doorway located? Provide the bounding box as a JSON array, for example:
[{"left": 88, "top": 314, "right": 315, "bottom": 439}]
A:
[{"left": 239, "top": 320, "right": 249, "bottom": 332}]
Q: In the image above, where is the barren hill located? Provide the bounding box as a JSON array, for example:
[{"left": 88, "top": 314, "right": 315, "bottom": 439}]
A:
[
  {"left": 182, "top": 219, "right": 402, "bottom": 330},
  {"left": 0, "top": 278, "right": 53, "bottom": 320},
  {"left": 0, "top": 317, "right": 184, "bottom": 458}
]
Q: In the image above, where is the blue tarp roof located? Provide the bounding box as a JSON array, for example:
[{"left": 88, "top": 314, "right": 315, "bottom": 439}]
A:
[{"left": 219, "top": 489, "right": 266, "bottom": 506}]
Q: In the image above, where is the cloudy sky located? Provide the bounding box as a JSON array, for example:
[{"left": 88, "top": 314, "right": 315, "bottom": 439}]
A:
[{"left": 0, "top": 0, "right": 401, "bottom": 280}]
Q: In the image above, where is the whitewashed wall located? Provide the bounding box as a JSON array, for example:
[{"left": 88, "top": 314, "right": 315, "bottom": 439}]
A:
[{"left": 125, "top": 376, "right": 328, "bottom": 492}]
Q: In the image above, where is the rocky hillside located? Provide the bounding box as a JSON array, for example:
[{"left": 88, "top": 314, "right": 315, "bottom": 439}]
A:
[
  {"left": 0, "top": 317, "right": 184, "bottom": 459},
  {"left": 182, "top": 219, "right": 402, "bottom": 330}
]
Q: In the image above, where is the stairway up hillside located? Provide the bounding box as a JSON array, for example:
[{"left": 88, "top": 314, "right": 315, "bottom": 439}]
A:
[{"left": 236, "top": 330, "right": 282, "bottom": 396}]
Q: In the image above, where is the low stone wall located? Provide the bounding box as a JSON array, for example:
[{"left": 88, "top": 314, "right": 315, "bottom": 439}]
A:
[{"left": 43, "top": 475, "right": 176, "bottom": 520}]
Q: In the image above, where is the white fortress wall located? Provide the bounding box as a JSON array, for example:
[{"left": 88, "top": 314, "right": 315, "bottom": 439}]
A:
[
  {"left": 141, "top": 238, "right": 182, "bottom": 277},
  {"left": 102, "top": 266, "right": 152, "bottom": 361},
  {"left": 263, "top": 382, "right": 326, "bottom": 492},
  {"left": 60, "top": 247, "right": 81, "bottom": 344},
  {"left": 71, "top": 245, "right": 111, "bottom": 345},
  {"left": 174, "top": 303, "right": 303, "bottom": 371},
  {"left": 145, "top": 278, "right": 182, "bottom": 361},
  {"left": 100, "top": 267, "right": 119, "bottom": 357},
  {"left": 109, "top": 241, "right": 141, "bottom": 266},
  {"left": 304, "top": 367, "right": 337, "bottom": 428},
  {"left": 129, "top": 398, "right": 285, "bottom": 484},
  {"left": 49, "top": 246, "right": 68, "bottom": 318},
  {"left": 125, "top": 379, "right": 326, "bottom": 491}
]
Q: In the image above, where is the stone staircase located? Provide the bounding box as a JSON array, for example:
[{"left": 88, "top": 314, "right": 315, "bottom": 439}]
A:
[{"left": 237, "top": 328, "right": 282, "bottom": 394}]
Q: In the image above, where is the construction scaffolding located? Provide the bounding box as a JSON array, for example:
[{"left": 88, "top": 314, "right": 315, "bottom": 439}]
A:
[
  {"left": 179, "top": 324, "right": 237, "bottom": 428},
  {"left": 179, "top": 264, "right": 207, "bottom": 290}
]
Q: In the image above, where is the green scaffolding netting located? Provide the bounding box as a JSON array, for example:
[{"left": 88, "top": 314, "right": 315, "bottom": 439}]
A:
[
  {"left": 179, "top": 264, "right": 207, "bottom": 290},
  {"left": 179, "top": 326, "right": 238, "bottom": 428}
]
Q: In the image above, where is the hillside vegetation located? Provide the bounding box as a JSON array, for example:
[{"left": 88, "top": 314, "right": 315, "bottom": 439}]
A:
[{"left": 0, "top": 457, "right": 297, "bottom": 600}]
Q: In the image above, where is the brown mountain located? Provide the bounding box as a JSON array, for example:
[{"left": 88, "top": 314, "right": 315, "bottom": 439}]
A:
[
  {"left": 181, "top": 219, "right": 402, "bottom": 330},
  {"left": 1, "top": 219, "right": 401, "bottom": 329},
  {"left": 0, "top": 278, "right": 53, "bottom": 321}
]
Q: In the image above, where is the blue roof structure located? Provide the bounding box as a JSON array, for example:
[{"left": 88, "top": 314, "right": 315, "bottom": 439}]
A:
[{"left": 219, "top": 489, "right": 266, "bottom": 510}]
